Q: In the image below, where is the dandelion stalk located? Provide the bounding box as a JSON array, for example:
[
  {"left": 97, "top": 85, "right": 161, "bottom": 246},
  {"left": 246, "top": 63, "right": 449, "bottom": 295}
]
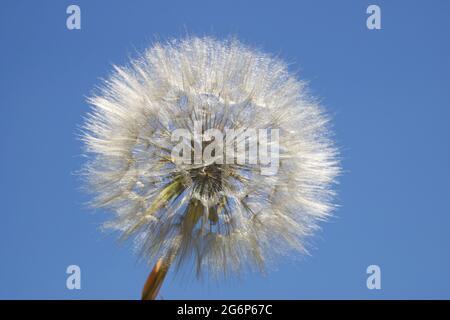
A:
[
  {"left": 141, "top": 257, "right": 169, "bottom": 300},
  {"left": 141, "top": 245, "right": 177, "bottom": 300}
]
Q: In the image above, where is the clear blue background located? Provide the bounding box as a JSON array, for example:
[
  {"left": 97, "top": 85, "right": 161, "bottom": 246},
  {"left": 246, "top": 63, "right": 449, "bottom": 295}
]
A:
[{"left": 1, "top": 0, "right": 449, "bottom": 299}]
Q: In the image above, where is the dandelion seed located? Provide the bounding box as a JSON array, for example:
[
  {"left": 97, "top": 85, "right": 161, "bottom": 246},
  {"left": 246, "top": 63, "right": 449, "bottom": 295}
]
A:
[{"left": 81, "top": 37, "right": 340, "bottom": 299}]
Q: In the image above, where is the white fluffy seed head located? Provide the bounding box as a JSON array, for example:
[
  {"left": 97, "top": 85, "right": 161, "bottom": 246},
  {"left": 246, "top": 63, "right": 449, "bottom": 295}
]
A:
[{"left": 82, "top": 37, "right": 340, "bottom": 279}]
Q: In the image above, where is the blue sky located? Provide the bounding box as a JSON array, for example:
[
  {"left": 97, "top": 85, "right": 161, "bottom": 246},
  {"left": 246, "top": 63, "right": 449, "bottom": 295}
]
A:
[{"left": 1, "top": 0, "right": 450, "bottom": 299}]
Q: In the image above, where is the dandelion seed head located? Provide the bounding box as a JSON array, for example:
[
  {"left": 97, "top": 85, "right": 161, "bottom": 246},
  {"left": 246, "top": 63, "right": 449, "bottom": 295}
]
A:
[{"left": 82, "top": 37, "right": 340, "bottom": 279}]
